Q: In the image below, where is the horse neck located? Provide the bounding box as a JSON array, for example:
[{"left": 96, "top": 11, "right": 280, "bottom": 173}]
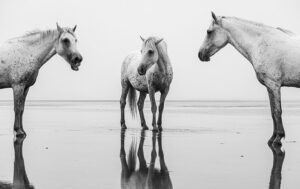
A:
[
  {"left": 222, "top": 19, "right": 272, "bottom": 63},
  {"left": 156, "top": 45, "right": 170, "bottom": 75},
  {"left": 24, "top": 30, "right": 59, "bottom": 68}
]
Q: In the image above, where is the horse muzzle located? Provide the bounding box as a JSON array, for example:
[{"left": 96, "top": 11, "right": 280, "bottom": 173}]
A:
[
  {"left": 198, "top": 51, "right": 210, "bottom": 62},
  {"left": 70, "top": 54, "right": 83, "bottom": 71},
  {"left": 137, "top": 66, "right": 146, "bottom": 75}
]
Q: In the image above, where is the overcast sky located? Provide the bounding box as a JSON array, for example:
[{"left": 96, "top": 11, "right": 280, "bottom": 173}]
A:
[{"left": 0, "top": 0, "right": 299, "bottom": 101}]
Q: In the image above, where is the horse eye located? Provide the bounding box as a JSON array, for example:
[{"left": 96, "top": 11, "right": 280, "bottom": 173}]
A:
[
  {"left": 62, "top": 38, "right": 70, "bottom": 44},
  {"left": 148, "top": 50, "right": 154, "bottom": 55},
  {"left": 207, "top": 30, "right": 213, "bottom": 35}
]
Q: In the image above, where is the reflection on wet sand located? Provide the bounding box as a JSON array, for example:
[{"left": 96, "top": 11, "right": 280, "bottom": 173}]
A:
[
  {"left": 120, "top": 130, "right": 172, "bottom": 189},
  {"left": 0, "top": 136, "right": 34, "bottom": 189},
  {"left": 269, "top": 144, "right": 285, "bottom": 189}
]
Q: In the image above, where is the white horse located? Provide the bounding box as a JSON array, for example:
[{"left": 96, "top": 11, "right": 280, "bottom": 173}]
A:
[
  {"left": 120, "top": 37, "right": 173, "bottom": 131},
  {"left": 198, "top": 12, "right": 300, "bottom": 145},
  {"left": 0, "top": 23, "right": 82, "bottom": 136}
]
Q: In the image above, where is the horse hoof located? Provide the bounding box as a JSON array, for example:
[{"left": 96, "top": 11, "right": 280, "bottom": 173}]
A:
[
  {"left": 121, "top": 123, "right": 127, "bottom": 130},
  {"left": 273, "top": 136, "right": 283, "bottom": 146},
  {"left": 15, "top": 130, "right": 26, "bottom": 138},
  {"left": 158, "top": 127, "right": 163, "bottom": 132},
  {"left": 142, "top": 125, "right": 149, "bottom": 130},
  {"left": 152, "top": 127, "right": 159, "bottom": 132},
  {"left": 268, "top": 134, "right": 276, "bottom": 145}
]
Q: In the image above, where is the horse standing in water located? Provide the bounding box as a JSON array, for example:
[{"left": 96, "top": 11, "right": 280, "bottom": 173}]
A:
[
  {"left": 120, "top": 37, "right": 173, "bottom": 131},
  {"left": 0, "top": 24, "right": 82, "bottom": 136},
  {"left": 198, "top": 12, "right": 300, "bottom": 145},
  {"left": 120, "top": 130, "right": 173, "bottom": 189}
]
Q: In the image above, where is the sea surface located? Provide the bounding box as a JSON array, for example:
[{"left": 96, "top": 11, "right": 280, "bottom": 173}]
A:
[{"left": 0, "top": 100, "right": 300, "bottom": 189}]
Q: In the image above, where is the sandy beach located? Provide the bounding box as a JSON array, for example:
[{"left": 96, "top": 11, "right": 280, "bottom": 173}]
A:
[{"left": 0, "top": 100, "right": 300, "bottom": 188}]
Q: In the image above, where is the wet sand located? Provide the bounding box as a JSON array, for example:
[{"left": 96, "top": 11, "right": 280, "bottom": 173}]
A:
[{"left": 0, "top": 101, "right": 300, "bottom": 188}]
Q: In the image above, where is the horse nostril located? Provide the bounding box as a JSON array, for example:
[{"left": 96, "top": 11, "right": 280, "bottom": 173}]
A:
[
  {"left": 74, "top": 56, "right": 82, "bottom": 64},
  {"left": 198, "top": 52, "right": 202, "bottom": 60},
  {"left": 138, "top": 67, "right": 145, "bottom": 75}
]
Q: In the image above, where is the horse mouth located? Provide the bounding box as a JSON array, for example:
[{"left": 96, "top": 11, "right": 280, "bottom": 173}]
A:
[
  {"left": 198, "top": 52, "right": 210, "bottom": 62},
  {"left": 71, "top": 63, "right": 80, "bottom": 71},
  {"left": 201, "top": 56, "right": 210, "bottom": 62}
]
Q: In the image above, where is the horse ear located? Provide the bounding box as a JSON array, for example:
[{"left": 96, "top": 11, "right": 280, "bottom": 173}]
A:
[
  {"left": 73, "top": 25, "right": 77, "bottom": 32},
  {"left": 155, "top": 38, "right": 163, "bottom": 45},
  {"left": 211, "top": 11, "right": 219, "bottom": 24},
  {"left": 56, "top": 22, "right": 63, "bottom": 33},
  {"left": 140, "top": 36, "right": 145, "bottom": 42}
]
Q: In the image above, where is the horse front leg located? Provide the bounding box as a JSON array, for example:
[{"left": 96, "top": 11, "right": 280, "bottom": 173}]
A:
[
  {"left": 120, "top": 81, "right": 130, "bottom": 129},
  {"left": 148, "top": 87, "right": 158, "bottom": 131},
  {"left": 157, "top": 88, "right": 169, "bottom": 131},
  {"left": 137, "top": 92, "right": 148, "bottom": 130},
  {"left": 267, "top": 86, "right": 285, "bottom": 145},
  {"left": 13, "top": 85, "right": 29, "bottom": 137}
]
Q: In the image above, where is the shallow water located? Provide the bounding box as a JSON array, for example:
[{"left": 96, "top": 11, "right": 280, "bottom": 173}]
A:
[{"left": 0, "top": 101, "right": 300, "bottom": 188}]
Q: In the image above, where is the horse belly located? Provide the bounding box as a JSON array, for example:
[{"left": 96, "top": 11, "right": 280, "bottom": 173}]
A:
[
  {"left": 0, "top": 61, "right": 11, "bottom": 88},
  {"left": 281, "top": 51, "right": 300, "bottom": 87}
]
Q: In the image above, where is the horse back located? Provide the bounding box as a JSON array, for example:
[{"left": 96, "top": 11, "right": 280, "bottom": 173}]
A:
[
  {"left": 0, "top": 42, "right": 39, "bottom": 87},
  {"left": 254, "top": 35, "right": 300, "bottom": 87}
]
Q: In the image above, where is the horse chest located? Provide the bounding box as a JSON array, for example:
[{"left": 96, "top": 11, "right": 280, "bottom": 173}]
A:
[{"left": 9, "top": 63, "right": 39, "bottom": 86}]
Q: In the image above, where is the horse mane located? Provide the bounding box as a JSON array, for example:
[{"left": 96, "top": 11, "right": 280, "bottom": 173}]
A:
[
  {"left": 276, "top": 27, "right": 295, "bottom": 36},
  {"left": 8, "top": 27, "right": 75, "bottom": 44},
  {"left": 144, "top": 36, "right": 171, "bottom": 66},
  {"left": 223, "top": 17, "right": 273, "bottom": 30},
  {"left": 223, "top": 17, "right": 295, "bottom": 36}
]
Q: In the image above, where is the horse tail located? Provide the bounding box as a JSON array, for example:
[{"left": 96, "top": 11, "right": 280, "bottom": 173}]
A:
[
  {"left": 128, "top": 85, "right": 137, "bottom": 118},
  {"left": 127, "top": 140, "right": 137, "bottom": 174}
]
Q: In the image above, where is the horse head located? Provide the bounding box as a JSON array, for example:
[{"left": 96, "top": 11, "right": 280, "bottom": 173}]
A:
[
  {"left": 137, "top": 36, "right": 163, "bottom": 75},
  {"left": 55, "top": 23, "right": 83, "bottom": 71},
  {"left": 198, "top": 12, "right": 229, "bottom": 62}
]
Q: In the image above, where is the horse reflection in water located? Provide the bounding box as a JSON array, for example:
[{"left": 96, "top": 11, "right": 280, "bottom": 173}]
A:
[
  {"left": 0, "top": 136, "right": 34, "bottom": 189},
  {"left": 268, "top": 144, "right": 285, "bottom": 189},
  {"left": 120, "top": 130, "right": 172, "bottom": 189}
]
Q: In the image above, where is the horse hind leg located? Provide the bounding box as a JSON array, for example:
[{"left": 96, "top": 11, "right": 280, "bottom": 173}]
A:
[
  {"left": 120, "top": 81, "right": 130, "bottom": 129},
  {"left": 137, "top": 92, "right": 148, "bottom": 130}
]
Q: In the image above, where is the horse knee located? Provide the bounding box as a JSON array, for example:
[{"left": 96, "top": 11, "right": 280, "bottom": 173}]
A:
[
  {"left": 273, "top": 108, "right": 282, "bottom": 117},
  {"left": 151, "top": 104, "right": 157, "bottom": 113},
  {"left": 159, "top": 103, "right": 164, "bottom": 112},
  {"left": 275, "top": 109, "right": 282, "bottom": 116},
  {"left": 137, "top": 100, "right": 143, "bottom": 110},
  {"left": 120, "top": 99, "right": 126, "bottom": 108}
]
